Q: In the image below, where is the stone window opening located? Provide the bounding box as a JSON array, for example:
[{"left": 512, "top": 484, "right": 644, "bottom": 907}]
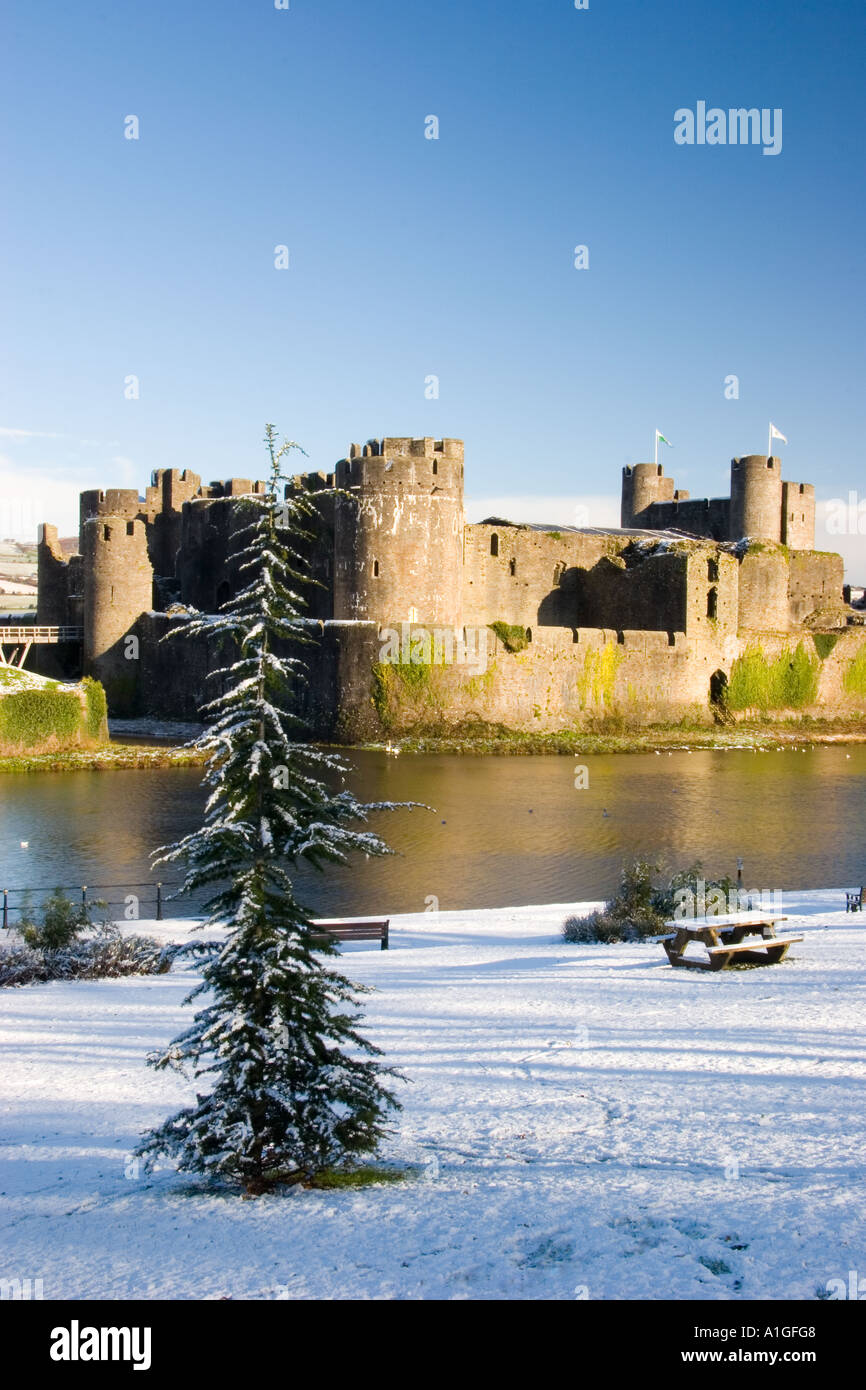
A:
[
  {"left": 432, "top": 459, "right": 438, "bottom": 475},
  {"left": 103, "top": 524, "right": 111, "bottom": 541},
  {"left": 554, "top": 562, "right": 566, "bottom": 585},
  {"left": 509, "top": 557, "right": 517, "bottom": 576},
  {"left": 373, "top": 560, "right": 380, "bottom": 577},
  {"left": 707, "top": 557, "right": 719, "bottom": 582},
  {"left": 126, "top": 521, "right": 135, "bottom": 536},
  {"left": 490, "top": 534, "right": 499, "bottom": 557},
  {"left": 707, "top": 586, "right": 718, "bottom": 620}
]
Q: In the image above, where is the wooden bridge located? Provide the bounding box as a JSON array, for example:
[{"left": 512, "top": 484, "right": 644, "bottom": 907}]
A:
[{"left": 0, "top": 626, "right": 83, "bottom": 669}]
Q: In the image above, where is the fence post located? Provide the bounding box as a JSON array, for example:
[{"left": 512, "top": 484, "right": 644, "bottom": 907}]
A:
[
  {"left": 2, "top": 889, "right": 7, "bottom": 930},
  {"left": 156, "top": 883, "right": 162, "bottom": 922}
]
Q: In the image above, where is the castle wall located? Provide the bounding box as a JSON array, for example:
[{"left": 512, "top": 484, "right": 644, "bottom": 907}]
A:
[
  {"left": 788, "top": 550, "right": 845, "bottom": 626},
  {"left": 646, "top": 496, "right": 730, "bottom": 541},
  {"left": 36, "top": 524, "right": 70, "bottom": 625},
  {"left": 737, "top": 550, "right": 791, "bottom": 632},
  {"left": 575, "top": 549, "right": 689, "bottom": 634},
  {"left": 462, "top": 525, "right": 616, "bottom": 629}
]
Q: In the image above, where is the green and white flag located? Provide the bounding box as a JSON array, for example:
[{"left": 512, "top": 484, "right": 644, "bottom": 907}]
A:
[{"left": 654, "top": 429, "right": 673, "bottom": 465}]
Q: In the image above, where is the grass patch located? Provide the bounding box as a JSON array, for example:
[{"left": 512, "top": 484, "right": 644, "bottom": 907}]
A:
[
  {"left": 844, "top": 645, "right": 866, "bottom": 698},
  {"left": 727, "top": 643, "right": 820, "bottom": 712},
  {"left": 488, "top": 621, "right": 529, "bottom": 654}
]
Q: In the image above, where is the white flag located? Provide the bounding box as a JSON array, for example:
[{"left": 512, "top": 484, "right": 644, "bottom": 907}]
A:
[{"left": 769, "top": 423, "right": 787, "bottom": 444}]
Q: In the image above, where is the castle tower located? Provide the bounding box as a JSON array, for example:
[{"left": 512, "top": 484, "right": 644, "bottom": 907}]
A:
[
  {"left": 621, "top": 464, "right": 676, "bottom": 528},
  {"left": 781, "top": 480, "right": 816, "bottom": 549},
  {"left": 82, "top": 515, "right": 153, "bottom": 708},
  {"left": 79, "top": 488, "right": 143, "bottom": 552},
  {"left": 333, "top": 437, "right": 464, "bottom": 626},
  {"left": 729, "top": 455, "right": 783, "bottom": 543},
  {"left": 144, "top": 469, "right": 203, "bottom": 577}
]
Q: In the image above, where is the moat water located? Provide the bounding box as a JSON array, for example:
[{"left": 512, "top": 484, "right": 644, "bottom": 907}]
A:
[{"left": 1, "top": 747, "right": 864, "bottom": 923}]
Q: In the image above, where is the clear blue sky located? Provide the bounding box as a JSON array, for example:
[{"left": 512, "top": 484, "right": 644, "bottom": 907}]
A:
[{"left": 2, "top": 0, "right": 864, "bottom": 553}]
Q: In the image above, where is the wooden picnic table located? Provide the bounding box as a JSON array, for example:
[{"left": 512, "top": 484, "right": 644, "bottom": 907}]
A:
[{"left": 660, "top": 915, "right": 803, "bottom": 972}]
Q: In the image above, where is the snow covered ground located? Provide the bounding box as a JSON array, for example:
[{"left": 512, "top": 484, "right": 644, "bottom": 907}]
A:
[{"left": 0, "top": 891, "right": 864, "bottom": 1301}]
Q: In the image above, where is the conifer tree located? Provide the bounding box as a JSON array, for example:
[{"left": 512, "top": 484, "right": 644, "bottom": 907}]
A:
[{"left": 136, "top": 426, "right": 404, "bottom": 1193}]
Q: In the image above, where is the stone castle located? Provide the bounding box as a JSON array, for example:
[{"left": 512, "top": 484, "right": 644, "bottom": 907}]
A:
[{"left": 34, "top": 438, "right": 864, "bottom": 736}]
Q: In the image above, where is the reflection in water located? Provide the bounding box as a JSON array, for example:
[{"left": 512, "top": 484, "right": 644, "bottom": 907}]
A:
[{"left": 0, "top": 747, "right": 864, "bottom": 919}]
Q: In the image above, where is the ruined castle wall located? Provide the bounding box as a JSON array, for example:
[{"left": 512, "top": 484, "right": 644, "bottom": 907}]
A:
[
  {"left": 683, "top": 548, "right": 738, "bottom": 638},
  {"left": 737, "top": 550, "right": 791, "bottom": 632},
  {"left": 177, "top": 497, "right": 249, "bottom": 612},
  {"left": 324, "top": 622, "right": 738, "bottom": 739},
  {"left": 788, "top": 550, "right": 845, "bottom": 626},
  {"left": 36, "top": 524, "right": 70, "bottom": 625},
  {"left": 574, "top": 550, "right": 689, "bottom": 634},
  {"left": 462, "top": 525, "right": 617, "bottom": 629}
]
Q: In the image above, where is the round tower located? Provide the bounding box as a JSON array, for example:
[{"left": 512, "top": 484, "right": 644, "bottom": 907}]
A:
[
  {"left": 82, "top": 515, "right": 154, "bottom": 707},
  {"left": 621, "top": 464, "right": 675, "bottom": 528},
  {"left": 333, "top": 437, "right": 464, "bottom": 626},
  {"left": 729, "top": 455, "right": 783, "bottom": 542}
]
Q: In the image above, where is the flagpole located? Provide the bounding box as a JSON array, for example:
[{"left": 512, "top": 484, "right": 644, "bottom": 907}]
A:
[
  {"left": 768, "top": 423, "right": 771, "bottom": 458},
  {"left": 654, "top": 430, "right": 658, "bottom": 467}
]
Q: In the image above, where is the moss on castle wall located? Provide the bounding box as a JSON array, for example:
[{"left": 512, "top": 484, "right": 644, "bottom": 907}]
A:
[
  {"left": 727, "top": 642, "right": 820, "bottom": 712},
  {"left": 576, "top": 641, "right": 624, "bottom": 708},
  {"left": 813, "top": 633, "right": 840, "bottom": 661},
  {"left": 843, "top": 646, "right": 866, "bottom": 698}
]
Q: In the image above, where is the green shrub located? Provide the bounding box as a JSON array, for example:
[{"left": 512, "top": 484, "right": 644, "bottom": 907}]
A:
[
  {"left": 727, "top": 643, "right": 820, "bottom": 711},
  {"left": 0, "top": 687, "right": 81, "bottom": 747},
  {"left": 82, "top": 677, "right": 108, "bottom": 739},
  {"left": 564, "top": 859, "right": 741, "bottom": 944},
  {"left": 18, "top": 889, "right": 108, "bottom": 950},
  {"left": 563, "top": 859, "right": 666, "bottom": 943},
  {"left": 489, "top": 621, "right": 529, "bottom": 654}
]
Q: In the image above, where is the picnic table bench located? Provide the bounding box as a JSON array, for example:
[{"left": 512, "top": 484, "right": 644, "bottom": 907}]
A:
[
  {"left": 311, "top": 918, "right": 390, "bottom": 950},
  {"left": 846, "top": 887, "right": 864, "bottom": 913},
  {"left": 660, "top": 916, "right": 803, "bottom": 971}
]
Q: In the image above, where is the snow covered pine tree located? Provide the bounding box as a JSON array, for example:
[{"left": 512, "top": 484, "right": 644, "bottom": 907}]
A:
[{"left": 135, "top": 426, "right": 407, "bottom": 1194}]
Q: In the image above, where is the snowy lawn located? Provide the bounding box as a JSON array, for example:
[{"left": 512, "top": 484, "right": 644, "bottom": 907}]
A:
[{"left": 0, "top": 891, "right": 863, "bottom": 1301}]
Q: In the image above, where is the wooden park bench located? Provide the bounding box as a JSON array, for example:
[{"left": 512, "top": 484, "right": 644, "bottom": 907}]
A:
[
  {"left": 660, "top": 916, "right": 803, "bottom": 972},
  {"left": 311, "top": 918, "right": 390, "bottom": 950},
  {"left": 845, "top": 887, "right": 864, "bottom": 913}
]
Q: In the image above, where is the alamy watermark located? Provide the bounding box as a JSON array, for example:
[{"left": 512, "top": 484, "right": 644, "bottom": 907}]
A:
[
  {"left": 378, "top": 622, "right": 489, "bottom": 673},
  {"left": 675, "top": 103, "right": 782, "bottom": 157},
  {"left": 672, "top": 881, "right": 783, "bottom": 919}
]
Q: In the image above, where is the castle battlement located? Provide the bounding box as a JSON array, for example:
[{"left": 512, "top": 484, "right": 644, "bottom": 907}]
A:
[{"left": 622, "top": 454, "right": 815, "bottom": 549}]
